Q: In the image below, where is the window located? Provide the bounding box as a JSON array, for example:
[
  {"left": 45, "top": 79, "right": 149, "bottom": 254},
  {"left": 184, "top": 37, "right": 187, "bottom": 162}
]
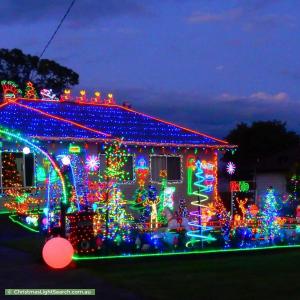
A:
[
  {"left": 150, "top": 155, "right": 182, "bottom": 183},
  {"left": 1, "top": 152, "right": 35, "bottom": 188},
  {"left": 99, "top": 154, "right": 134, "bottom": 183}
]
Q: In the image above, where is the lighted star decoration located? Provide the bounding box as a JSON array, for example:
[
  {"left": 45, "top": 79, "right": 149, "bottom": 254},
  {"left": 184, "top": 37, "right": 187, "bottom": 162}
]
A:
[
  {"left": 86, "top": 155, "right": 100, "bottom": 172},
  {"left": 226, "top": 161, "right": 236, "bottom": 175}
]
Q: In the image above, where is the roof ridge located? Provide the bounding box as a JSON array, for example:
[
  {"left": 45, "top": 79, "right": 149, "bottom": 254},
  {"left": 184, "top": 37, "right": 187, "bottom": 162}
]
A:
[{"left": 14, "top": 102, "right": 113, "bottom": 138}]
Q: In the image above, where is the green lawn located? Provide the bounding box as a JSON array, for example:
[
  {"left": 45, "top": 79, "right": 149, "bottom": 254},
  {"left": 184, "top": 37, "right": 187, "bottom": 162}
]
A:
[{"left": 76, "top": 249, "right": 300, "bottom": 300}]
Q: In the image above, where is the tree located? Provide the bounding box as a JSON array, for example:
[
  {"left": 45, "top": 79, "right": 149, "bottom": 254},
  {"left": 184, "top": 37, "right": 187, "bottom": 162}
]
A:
[
  {"left": 0, "top": 48, "right": 79, "bottom": 95},
  {"left": 224, "top": 121, "right": 300, "bottom": 178}
]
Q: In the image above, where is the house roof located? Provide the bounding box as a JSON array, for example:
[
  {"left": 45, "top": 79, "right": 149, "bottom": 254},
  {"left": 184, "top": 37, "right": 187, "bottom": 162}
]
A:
[
  {"left": 0, "top": 102, "right": 111, "bottom": 141},
  {"left": 0, "top": 99, "right": 233, "bottom": 148}
]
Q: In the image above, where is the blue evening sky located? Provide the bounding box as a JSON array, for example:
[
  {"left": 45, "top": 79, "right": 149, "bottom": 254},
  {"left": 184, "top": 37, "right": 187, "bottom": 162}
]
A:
[{"left": 1, "top": 0, "right": 299, "bottom": 139}]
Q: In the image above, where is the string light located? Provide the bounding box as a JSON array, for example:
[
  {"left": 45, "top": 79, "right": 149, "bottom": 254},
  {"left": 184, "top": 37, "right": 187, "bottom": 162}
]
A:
[
  {"left": 186, "top": 160, "right": 216, "bottom": 247},
  {"left": 16, "top": 98, "right": 234, "bottom": 148}
]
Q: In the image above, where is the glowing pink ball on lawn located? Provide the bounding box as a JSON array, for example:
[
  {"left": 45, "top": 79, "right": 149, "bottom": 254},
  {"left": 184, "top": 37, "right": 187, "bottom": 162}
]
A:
[{"left": 42, "top": 237, "right": 74, "bottom": 269}]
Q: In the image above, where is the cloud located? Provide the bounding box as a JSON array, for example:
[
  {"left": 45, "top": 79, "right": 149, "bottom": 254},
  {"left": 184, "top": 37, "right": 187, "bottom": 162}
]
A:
[
  {"left": 187, "top": 9, "right": 242, "bottom": 24},
  {"left": 216, "top": 65, "right": 224, "bottom": 71},
  {"left": 218, "top": 91, "right": 289, "bottom": 103},
  {"left": 186, "top": 2, "right": 295, "bottom": 30},
  {"left": 249, "top": 92, "right": 289, "bottom": 102}
]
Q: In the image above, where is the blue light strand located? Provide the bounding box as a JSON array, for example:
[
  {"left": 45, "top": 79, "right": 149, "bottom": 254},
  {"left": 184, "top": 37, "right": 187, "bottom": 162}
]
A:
[{"left": 19, "top": 100, "right": 226, "bottom": 145}]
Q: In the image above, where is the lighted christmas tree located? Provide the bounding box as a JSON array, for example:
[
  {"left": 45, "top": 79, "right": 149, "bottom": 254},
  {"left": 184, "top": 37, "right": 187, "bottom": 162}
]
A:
[
  {"left": 102, "top": 141, "right": 130, "bottom": 182},
  {"left": 2, "top": 153, "right": 23, "bottom": 188},
  {"left": 99, "top": 187, "right": 133, "bottom": 244},
  {"left": 24, "top": 81, "right": 38, "bottom": 99},
  {"left": 260, "top": 187, "right": 280, "bottom": 243},
  {"left": 213, "top": 197, "right": 231, "bottom": 248},
  {"left": 186, "top": 160, "right": 216, "bottom": 247},
  {"left": 130, "top": 159, "right": 149, "bottom": 212},
  {"left": 101, "top": 141, "right": 133, "bottom": 244}
]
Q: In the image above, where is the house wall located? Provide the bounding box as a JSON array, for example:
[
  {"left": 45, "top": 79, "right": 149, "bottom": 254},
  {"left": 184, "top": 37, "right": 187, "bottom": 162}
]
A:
[{"left": 0, "top": 139, "right": 220, "bottom": 214}]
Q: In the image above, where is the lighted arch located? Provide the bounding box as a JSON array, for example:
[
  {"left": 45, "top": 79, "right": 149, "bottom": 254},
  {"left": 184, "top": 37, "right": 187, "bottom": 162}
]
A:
[{"left": 0, "top": 128, "right": 68, "bottom": 204}]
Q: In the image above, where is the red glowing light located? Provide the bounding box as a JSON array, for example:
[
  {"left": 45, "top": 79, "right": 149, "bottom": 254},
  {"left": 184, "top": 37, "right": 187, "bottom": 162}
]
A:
[{"left": 42, "top": 237, "right": 74, "bottom": 269}]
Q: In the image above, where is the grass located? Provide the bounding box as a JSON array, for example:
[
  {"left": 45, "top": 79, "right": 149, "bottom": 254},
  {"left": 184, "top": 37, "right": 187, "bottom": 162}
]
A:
[{"left": 84, "top": 250, "right": 300, "bottom": 300}]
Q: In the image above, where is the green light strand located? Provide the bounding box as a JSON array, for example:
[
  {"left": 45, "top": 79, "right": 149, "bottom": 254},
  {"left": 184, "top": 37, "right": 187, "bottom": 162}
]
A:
[
  {"left": 9, "top": 215, "right": 39, "bottom": 233},
  {"left": 72, "top": 244, "right": 300, "bottom": 261}
]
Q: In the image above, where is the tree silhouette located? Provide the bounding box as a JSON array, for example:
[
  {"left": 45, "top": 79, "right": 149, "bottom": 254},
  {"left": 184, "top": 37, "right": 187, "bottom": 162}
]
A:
[
  {"left": 0, "top": 48, "right": 79, "bottom": 96},
  {"left": 224, "top": 121, "right": 300, "bottom": 178}
]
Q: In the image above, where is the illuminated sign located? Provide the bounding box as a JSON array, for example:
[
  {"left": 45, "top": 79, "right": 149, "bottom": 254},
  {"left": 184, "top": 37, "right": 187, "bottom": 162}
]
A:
[
  {"left": 230, "top": 181, "right": 250, "bottom": 192},
  {"left": 69, "top": 145, "right": 81, "bottom": 154}
]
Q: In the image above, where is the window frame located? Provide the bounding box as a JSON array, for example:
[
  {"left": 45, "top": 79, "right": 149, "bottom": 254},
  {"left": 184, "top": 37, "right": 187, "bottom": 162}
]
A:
[
  {"left": 98, "top": 153, "right": 136, "bottom": 184},
  {"left": 150, "top": 154, "right": 183, "bottom": 184},
  {"left": 0, "top": 151, "right": 36, "bottom": 191}
]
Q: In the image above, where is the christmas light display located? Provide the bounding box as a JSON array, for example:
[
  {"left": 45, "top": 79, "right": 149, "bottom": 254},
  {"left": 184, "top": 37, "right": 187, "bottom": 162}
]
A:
[
  {"left": 102, "top": 141, "right": 130, "bottom": 182},
  {"left": 69, "top": 144, "right": 81, "bottom": 154},
  {"left": 230, "top": 181, "right": 250, "bottom": 192},
  {"left": 0, "top": 128, "right": 68, "bottom": 204},
  {"left": 97, "top": 187, "right": 133, "bottom": 244},
  {"left": 61, "top": 155, "right": 71, "bottom": 166},
  {"left": 213, "top": 197, "right": 231, "bottom": 248},
  {"left": 22, "top": 146, "right": 30, "bottom": 154},
  {"left": 187, "top": 155, "right": 196, "bottom": 195},
  {"left": 1, "top": 80, "right": 22, "bottom": 100},
  {"left": 130, "top": 157, "right": 149, "bottom": 213},
  {"left": 5, "top": 83, "right": 300, "bottom": 260},
  {"left": 145, "top": 185, "right": 160, "bottom": 229},
  {"left": 60, "top": 89, "right": 72, "bottom": 102},
  {"left": 76, "top": 90, "right": 87, "bottom": 103},
  {"left": 17, "top": 99, "right": 233, "bottom": 148},
  {"left": 40, "top": 89, "right": 58, "bottom": 101},
  {"left": 156, "top": 170, "right": 175, "bottom": 225},
  {"left": 24, "top": 82, "right": 38, "bottom": 99},
  {"left": 90, "top": 91, "right": 101, "bottom": 103},
  {"left": 230, "top": 180, "right": 255, "bottom": 221},
  {"left": 226, "top": 161, "right": 236, "bottom": 175},
  {"left": 261, "top": 188, "right": 280, "bottom": 243},
  {"left": 85, "top": 155, "right": 100, "bottom": 172},
  {"left": 68, "top": 212, "right": 96, "bottom": 254},
  {"left": 187, "top": 160, "right": 216, "bottom": 247}
]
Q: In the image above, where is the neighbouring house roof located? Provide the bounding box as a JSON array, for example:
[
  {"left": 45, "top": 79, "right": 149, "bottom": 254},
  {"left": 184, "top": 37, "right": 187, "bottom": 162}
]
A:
[
  {"left": 0, "top": 99, "right": 234, "bottom": 147},
  {"left": 0, "top": 102, "right": 111, "bottom": 141}
]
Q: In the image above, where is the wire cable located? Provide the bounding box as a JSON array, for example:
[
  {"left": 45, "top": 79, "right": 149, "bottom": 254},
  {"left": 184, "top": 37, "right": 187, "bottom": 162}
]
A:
[{"left": 39, "top": 0, "right": 76, "bottom": 59}]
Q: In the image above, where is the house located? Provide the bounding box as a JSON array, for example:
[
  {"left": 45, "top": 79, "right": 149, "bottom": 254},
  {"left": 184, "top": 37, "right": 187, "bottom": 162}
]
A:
[
  {"left": 0, "top": 82, "right": 235, "bottom": 221},
  {"left": 254, "top": 147, "right": 300, "bottom": 212}
]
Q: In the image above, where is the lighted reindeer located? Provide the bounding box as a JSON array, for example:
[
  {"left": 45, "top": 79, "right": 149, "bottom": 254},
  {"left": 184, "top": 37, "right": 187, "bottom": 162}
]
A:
[
  {"left": 145, "top": 185, "right": 160, "bottom": 229},
  {"left": 236, "top": 197, "right": 248, "bottom": 225}
]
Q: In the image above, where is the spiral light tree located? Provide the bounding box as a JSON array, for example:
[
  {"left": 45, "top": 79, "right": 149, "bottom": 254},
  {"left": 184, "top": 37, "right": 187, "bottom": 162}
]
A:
[{"left": 186, "top": 160, "right": 216, "bottom": 247}]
